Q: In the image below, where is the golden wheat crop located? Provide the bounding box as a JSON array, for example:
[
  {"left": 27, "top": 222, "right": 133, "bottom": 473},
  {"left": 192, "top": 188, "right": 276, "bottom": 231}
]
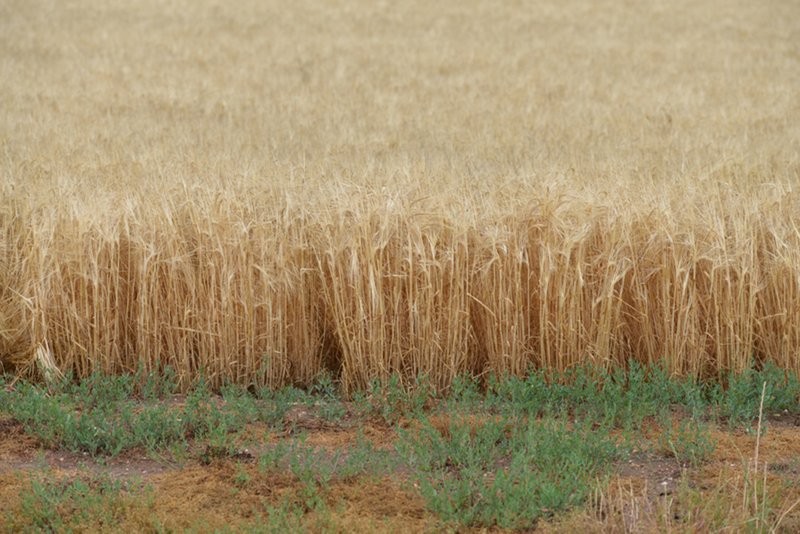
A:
[{"left": 1, "top": 0, "right": 798, "bottom": 390}]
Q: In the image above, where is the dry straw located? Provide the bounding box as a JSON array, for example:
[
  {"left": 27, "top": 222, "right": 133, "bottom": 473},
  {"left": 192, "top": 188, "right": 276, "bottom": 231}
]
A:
[
  {"left": 3, "top": 183, "right": 799, "bottom": 391},
  {"left": 1, "top": 0, "right": 799, "bottom": 390}
]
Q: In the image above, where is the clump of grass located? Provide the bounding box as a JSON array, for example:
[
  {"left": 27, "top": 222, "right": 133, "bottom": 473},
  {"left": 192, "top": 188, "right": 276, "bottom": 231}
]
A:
[
  {"left": 483, "top": 361, "right": 800, "bottom": 430},
  {"left": 658, "top": 419, "right": 717, "bottom": 466},
  {"left": 710, "top": 364, "right": 800, "bottom": 430},
  {"left": 2, "top": 361, "right": 796, "bottom": 457},
  {"left": 350, "top": 374, "right": 434, "bottom": 425},
  {"left": 0, "top": 370, "right": 298, "bottom": 457},
  {"left": 396, "top": 415, "right": 621, "bottom": 529},
  {"left": 3, "top": 471, "right": 157, "bottom": 533}
]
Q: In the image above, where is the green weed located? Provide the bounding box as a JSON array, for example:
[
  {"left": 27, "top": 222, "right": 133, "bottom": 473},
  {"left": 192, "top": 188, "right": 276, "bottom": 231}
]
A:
[
  {"left": 659, "top": 419, "right": 718, "bottom": 466},
  {"left": 3, "top": 471, "right": 155, "bottom": 533},
  {"left": 397, "top": 415, "right": 621, "bottom": 529}
]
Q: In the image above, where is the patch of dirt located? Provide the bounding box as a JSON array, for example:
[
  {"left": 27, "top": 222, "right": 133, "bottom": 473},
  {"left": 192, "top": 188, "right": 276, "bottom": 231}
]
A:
[
  {"left": 615, "top": 452, "right": 683, "bottom": 498},
  {"left": 419, "top": 412, "right": 513, "bottom": 438},
  {"left": 325, "top": 478, "right": 434, "bottom": 531},
  {"left": 766, "top": 411, "right": 800, "bottom": 428},
  {"left": 0, "top": 418, "right": 40, "bottom": 466},
  {"left": 13, "top": 449, "right": 171, "bottom": 479},
  {"left": 711, "top": 425, "right": 800, "bottom": 465},
  {"left": 146, "top": 463, "right": 270, "bottom": 530},
  {"left": 280, "top": 402, "right": 397, "bottom": 433},
  {"left": 769, "top": 460, "right": 800, "bottom": 476},
  {"left": 0, "top": 471, "right": 27, "bottom": 508},
  {"left": 0, "top": 416, "right": 171, "bottom": 479},
  {"left": 4, "top": 410, "right": 800, "bottom": 532},
  {"left": 241, "top": 420, "right": 397, "bottom": 452},
  {"left": 297, "top": 422, "right": 397, "bottom": 449},
  {"left": 282, "top": 404, "right": 338, "bottom": 433},
  {"left": 145, "top": 463, "right": 434, "bottom": 532}
]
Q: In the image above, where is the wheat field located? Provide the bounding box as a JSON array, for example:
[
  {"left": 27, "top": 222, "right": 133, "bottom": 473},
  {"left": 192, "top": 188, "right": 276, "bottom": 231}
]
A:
[{"left": 1, "top": 0, "right": 799, "bottom": 391}]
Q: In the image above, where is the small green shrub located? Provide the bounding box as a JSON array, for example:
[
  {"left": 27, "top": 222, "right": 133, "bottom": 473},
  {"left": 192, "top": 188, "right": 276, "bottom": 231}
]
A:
[
  {"left": 659, "top": 419, "right": 717, "bottom": 466},
  {"left": 5, "top": 471, "right": 154, "bottom": 532},
  {"left": 397, "top": 415, "right": 621, "bottom": 529}
]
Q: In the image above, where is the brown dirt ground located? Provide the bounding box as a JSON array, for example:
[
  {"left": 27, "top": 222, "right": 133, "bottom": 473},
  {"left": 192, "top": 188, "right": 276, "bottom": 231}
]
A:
[
  {"left": 0, "top": 417, "right": 39, "bottom": 467},
  {"left": 0, "top": 416, "right": 171, "bottom": 479},
  {"left": 3, "top": 416, "right": 800, "bottom": 532},
  {"left": 145, "top": 463, "right": 435, "bottom": 533}
]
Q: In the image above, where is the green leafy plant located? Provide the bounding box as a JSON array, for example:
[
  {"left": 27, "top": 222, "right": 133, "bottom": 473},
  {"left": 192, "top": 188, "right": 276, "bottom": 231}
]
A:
[
  {"left": 5, "top": 471, "right": 154, "bottom": 533},
  {"left": 659, "top": 419, "right": 717, "bottom": 466},
  {"left": 397, "top": 415, "right": 621, "bottom": 529}
]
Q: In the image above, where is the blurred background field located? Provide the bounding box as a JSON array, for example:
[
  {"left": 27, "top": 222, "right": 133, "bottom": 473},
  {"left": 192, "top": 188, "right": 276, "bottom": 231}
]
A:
[{"left": 1, "top": 0, "right": 799, "bottom": 390}]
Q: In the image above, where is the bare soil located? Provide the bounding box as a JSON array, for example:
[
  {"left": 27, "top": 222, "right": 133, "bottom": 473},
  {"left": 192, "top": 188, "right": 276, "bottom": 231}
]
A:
[{"left": 3, "top": 414, "right": 800, "bottom": 532}]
